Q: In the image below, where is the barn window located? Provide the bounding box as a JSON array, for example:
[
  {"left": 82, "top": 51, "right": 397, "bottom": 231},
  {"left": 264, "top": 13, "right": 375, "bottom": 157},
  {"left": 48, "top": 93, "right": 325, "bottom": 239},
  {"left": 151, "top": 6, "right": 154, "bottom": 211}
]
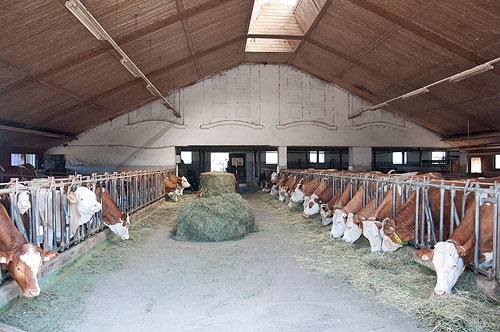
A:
[
  {"left": 266, "top": 151, "right": 278, "bottom": 164},
  {"left": 26, "top": 154, "right": 36, "bottom": 167},
  {"left": 432, "top": 151, "right": 446, "bottom": 164},
  {"left": 10, "top": 153, "right": 23, "bottom": 166},
  {"left": 309, "top": 151, "right": 325, "bottom": 164},
  {"left": 392, "top": 152, "right": 407, "bottom": 165},
  {"left": 496, "top": 155, "right": 500, "bottom": 169},
  {"left": 471, "top": 157, "right": 482, "bottom": 173},
  {"left": 181, "top": 151, "right": 192, "bottom": 165}
]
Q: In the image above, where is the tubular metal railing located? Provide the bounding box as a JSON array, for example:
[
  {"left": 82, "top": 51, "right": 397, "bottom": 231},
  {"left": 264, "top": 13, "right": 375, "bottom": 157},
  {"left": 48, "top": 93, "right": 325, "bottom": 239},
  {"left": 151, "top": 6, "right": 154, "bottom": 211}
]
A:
[
  {"left": 279, "top": 170, "right": 500, "bottom": 281},
  {"left": 0, "top": 169, "right": 174, "bottom": 284}
]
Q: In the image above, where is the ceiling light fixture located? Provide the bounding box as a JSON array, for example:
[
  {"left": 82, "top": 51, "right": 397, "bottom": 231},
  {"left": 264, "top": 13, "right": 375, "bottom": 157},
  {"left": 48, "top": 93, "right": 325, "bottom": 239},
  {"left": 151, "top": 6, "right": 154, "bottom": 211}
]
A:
[
  {"left": 65, "top": 0, "right": 107, "bottom": 40},
  {"left": 349, "top": 56, "right": 500, "bottom": 120},
  {"left": 448, "top": 63, "right": 494, "bottom": 82},
  {"left": 65, "top": 0, "right": 180, "bottom": 118},
  {"left": 401, "top": 87, "right": 429, "bottom": 100}
]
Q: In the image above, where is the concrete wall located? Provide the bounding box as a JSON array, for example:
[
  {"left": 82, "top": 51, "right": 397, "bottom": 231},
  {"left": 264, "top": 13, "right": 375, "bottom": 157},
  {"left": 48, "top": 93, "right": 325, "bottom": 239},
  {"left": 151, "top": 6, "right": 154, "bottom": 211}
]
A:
[{"left": 49, "top": 64, "right": 451, "bottom": 170}]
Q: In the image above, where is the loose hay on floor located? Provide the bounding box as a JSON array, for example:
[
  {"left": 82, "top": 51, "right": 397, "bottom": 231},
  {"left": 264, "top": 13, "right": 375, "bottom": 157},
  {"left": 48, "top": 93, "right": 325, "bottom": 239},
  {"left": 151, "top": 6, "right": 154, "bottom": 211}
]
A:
[
  {"left": 198, "top": 172, "right": 235, "bottom": 198},
  {"left": 175, "top": 193, "right": 257, "bottom": 242},
  {"left": 259, "top": 191, "right": 500, "bottom": 332}
]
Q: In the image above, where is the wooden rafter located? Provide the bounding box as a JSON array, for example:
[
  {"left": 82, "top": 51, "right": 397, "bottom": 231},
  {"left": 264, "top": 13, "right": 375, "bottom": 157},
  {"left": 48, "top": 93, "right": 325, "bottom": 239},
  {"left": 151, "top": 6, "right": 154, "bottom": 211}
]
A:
[
  {"left": 240, "top": 0, "right": 255, "bottom": 61},
  {"left": 287, "top": 0, "right": 332, "bottom": 64},
  {"left": 176, "top": 0, "right": 202, "bottom": 80},
  {"left": 0, "top": 124, "right": 75, "bottom": 140},
  {"left": 0, "top": 0, "right": 234, "bottom": 98}
]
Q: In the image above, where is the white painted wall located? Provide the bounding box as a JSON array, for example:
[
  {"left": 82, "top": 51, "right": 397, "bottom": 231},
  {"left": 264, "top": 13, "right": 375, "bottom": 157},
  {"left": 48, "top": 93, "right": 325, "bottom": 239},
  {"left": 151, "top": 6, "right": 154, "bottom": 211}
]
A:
[{"left": 49, "top": 64, "right": 450, "bottom": 170}]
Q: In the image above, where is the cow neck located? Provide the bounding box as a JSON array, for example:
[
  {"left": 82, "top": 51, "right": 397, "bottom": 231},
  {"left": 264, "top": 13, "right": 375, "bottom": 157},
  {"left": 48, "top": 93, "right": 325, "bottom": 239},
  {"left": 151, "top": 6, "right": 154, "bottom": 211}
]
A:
[
  {"left": 0, "top": 204, "right": 26, "bottom": 251},
  {"left": 392, "top": 190, "right": 417, "bottom": 241},
  {"left": 96, "top": 188, "right": 122, "bottom": 225},
  {"left": 343, "top": 185, "right": 364, "bottom": 214},
  {"left": 304, "top": 178, "right": 319, "bottom": 196}
]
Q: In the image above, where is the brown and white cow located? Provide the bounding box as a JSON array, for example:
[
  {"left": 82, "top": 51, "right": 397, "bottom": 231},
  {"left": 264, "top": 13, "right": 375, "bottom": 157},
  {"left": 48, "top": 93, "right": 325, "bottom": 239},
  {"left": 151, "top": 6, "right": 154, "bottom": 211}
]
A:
[
  {"left": 279, "top": 175, "right": 296, "bottom": 202},
  {"left": 415, "top": 196, "right": 493, "bottom": 296},
  {"left": 164, "top": 177, "right": 181, "bottom": 201},
  {"left": 270, "top": 173, "right": 286, "bottom": 196},
  {"left": 0, "top": 204, "right": 58, "bottom": 297},
  {"left": 289, "top": 177, "right": 319, "bottom": 207},
  {"left": 303, "top": 180, "right": 333, "bottom": 217},
  {"left": 330, "top": 184, "right": 373, "bottom": 239},
  {"left": 95, "top": 187, "right": 130, "bottom": 240},
  {"left": 380, "top": 185, "right": 470, "bottom": 253},
  {"left": 169, "top": 174, "right": 191, "bottom": 195},
  {"left": 321, "top": 182, "right": 352, "bottom": 226}
]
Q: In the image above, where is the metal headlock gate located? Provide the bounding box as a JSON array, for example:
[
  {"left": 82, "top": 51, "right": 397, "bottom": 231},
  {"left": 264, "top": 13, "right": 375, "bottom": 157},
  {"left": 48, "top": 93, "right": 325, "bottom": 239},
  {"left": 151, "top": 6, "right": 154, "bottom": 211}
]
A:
[
  {"left": 280, "top": 170, "right": 500, "bottom": 282},
  {"left": 0, "top": 169, "right": 174, "bottom": 284}
]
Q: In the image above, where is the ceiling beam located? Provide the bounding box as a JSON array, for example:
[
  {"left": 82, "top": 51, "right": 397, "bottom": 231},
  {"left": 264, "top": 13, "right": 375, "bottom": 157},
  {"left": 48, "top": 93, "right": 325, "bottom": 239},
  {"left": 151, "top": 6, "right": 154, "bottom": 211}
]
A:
[
  {"left": 287, "top": 0, "right": 332, "bottom": 64},
  {"left": 176, "top": 0, "right": 202, "bottom": 80},
  {"left": 247, "top": 34, "right": 303, "bottom": 40},
  {"left": 240, "top": 0, "right": 255, "bottom": 61},
  {"left": 348, "top": 0, "right": 486, "bottom": 65},
  {"left": 0, "top": 124, "right": 75, "bottom": 140},
  {"left": 0, "top": 0, "right": 234, "bottom": 98}
]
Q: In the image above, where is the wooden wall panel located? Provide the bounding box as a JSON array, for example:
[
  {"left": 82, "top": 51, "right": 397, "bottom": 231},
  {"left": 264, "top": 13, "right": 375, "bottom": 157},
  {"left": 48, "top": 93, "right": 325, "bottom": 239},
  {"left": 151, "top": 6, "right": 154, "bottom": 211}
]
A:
[
  {"left": 294, "top": 0, "right": 319, "bottom": 33},
  {"left": 369, "top": 0, "right": 430, "bottom": 18},
  {"left": 153, "top": 62, "right": 198, "bottom": 93},
  {"left": 121, "top": 22, "right": 192, "bottom": 74},
  {"left": 243, "top": 52, "right": 292, "bottom": 63},
  {"left": 0, "top": 63, "right": 23, "bottom": 90},
  {"left": 293, "top": 42, "right": 348, "bottom": 80},
  {"left": 310, "top": 0, "right": 394, "bottom": 60},
  {"left": 198, "top": 42, "right": 243, "bottom": 77},
  {"left": 188, "top": 0, "right": 249, "bottom": 52},
  {"left": 412, "top": 0, "right": 500, "bottom": 52}
]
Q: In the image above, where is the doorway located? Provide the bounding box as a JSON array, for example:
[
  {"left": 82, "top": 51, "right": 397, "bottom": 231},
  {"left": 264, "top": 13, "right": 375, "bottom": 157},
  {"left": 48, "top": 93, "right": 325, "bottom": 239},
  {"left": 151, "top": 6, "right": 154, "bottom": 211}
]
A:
[{"left": 210, "top": 152, "right": 230, "bottom": 172}]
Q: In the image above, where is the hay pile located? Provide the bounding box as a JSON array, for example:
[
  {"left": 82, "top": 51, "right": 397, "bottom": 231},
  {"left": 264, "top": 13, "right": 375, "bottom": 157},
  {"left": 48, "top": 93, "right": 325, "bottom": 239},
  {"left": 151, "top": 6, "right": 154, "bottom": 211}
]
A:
[
  {"left": 176, "top": 193, "right": 257, "bottom": 242},
  {"left": 198, "top": 172, "right": 235, "bottom": 198}
]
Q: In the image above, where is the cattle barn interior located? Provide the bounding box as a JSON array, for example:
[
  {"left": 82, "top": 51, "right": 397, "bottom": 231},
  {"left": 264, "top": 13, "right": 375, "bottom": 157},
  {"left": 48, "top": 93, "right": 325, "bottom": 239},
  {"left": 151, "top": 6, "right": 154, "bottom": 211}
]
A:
[{"left": 1, "top": 0, "right": 500, "bottom": 331}]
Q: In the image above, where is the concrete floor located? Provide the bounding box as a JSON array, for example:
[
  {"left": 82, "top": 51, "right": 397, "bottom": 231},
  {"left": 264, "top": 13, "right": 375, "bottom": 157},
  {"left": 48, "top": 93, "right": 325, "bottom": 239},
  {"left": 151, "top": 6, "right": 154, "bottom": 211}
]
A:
[{"left": 63, "top": 191, "right": 425, "bottom": 332}]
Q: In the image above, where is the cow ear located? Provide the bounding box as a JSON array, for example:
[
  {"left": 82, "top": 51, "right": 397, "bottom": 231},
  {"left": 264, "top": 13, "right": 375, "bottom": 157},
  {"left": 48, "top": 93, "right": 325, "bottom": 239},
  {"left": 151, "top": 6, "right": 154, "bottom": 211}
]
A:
[
  {"left": 0, "top": 251, "right": 12, "bottom": 264},
  {"left": 455, "top": 245, "right": 466, "bottom": 257},
  {"left": 40, "top": 250, "right": 59, "bottom": 262},
  {"left": 67, "top": 192, "right": 77, "bottom": 204}
]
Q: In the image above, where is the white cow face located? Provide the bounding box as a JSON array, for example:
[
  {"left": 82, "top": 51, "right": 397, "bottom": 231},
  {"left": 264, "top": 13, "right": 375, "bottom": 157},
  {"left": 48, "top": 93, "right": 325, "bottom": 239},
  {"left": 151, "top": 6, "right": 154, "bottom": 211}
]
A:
[
  {"left": 270, "top": 185, "right": 278, "bottom": 196},
  {"left": 290, "top": 189, "right": 304, "bottom": 204},
  {"left": 69, "top": 187, "right": 102, "bottom": 225},
  {"left": 330, "top": 209, "right": 346, "bottom": 238},
  {"left": 431, "top": 242, "right": 464, "bottom": 296},
  {"left": 271, "top": 172, "right": 278, "bottom": 183},
  {"left": 181, "top": 177, "right": 191, "bottom": 188},
  {"left": 17, "top": 191, "right": 31, "bottom": 215},
  {"left": 380, "top": 221, "right": 403, "bottom": 252},
  {"left": 343, "top": 213, "right": 362, "bottom": 244},
  {"left": 303, "top": 195, "right": 320, "bottom": 218},
  {"left": 107, "top": 213, "right": 130, "bottom": 240},
  {"left": 278, "top": 188, "right": 287, "bottom": 202},
  {"left": 362, "top": 220, "right": 382, "bottom": 252},
  {"left": 320, "top": 205, "right": 332, "bottom": 226}
]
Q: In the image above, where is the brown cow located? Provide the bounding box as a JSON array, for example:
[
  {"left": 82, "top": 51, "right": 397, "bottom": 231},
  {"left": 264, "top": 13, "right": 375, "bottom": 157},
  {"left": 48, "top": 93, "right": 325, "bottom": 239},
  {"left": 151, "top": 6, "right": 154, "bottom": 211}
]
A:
[
  {"left": 0, "top": 204, "right": 58, "bottom": 297},
  {"left": 362, "top": 187, "right": 403, "bottom": 252},
  {"left": 164, "top": 177, "right": 180, "bottom": 201},
  {"left": 302, "top": 181, "right": 333, "bottom": 217},
  {"left": 95, "top": 187, "right": 130, "bottom": 240},
  {"left": 380, "top": 184, "right": 470, "bottom": 252},
  {"left": 415, "top": 197, "right": 493, "bottom": 296},
  {"left": 320, "top": 182, "right": 353, "bottom": 226}
]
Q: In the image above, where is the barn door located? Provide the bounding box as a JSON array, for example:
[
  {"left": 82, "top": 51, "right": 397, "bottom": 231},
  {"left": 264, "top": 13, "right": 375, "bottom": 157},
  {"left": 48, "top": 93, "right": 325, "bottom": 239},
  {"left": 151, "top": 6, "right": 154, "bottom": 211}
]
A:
[{"left": 228, "top": 153, "right": 246, "bottom": 184}]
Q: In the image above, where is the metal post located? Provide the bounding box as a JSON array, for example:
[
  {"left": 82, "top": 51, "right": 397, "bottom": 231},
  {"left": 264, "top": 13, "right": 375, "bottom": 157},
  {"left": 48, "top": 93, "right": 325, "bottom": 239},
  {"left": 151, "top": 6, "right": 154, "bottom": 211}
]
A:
[
  {"left": 449, "top": 185, "right": 456, "bottom": 235},
  {"left": 415, "top": 185, "right": 420, "bottom": 247},
  {"left": 439, "top": 181, "right": 445, "bottom": 242},
  {"left": 473, "top": 187, "right": 481, "bottom": 271},
  {"left": 392, "top": 183, "right": 396, "bottom": 218},
  {"left": 493, "top": 187, "right": 499, "bottom": 280}
]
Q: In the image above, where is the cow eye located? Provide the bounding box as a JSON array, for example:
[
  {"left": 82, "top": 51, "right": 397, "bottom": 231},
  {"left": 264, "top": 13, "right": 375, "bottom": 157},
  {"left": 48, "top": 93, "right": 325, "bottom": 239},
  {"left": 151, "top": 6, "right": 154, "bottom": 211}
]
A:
[{"left": 16, "top": 267, "right": 21, "bottom": 271}]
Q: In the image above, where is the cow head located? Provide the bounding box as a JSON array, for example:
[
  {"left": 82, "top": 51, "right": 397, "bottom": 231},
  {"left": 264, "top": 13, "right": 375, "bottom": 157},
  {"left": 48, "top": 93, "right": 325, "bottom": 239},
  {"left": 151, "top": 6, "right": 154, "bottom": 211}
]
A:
[
  {"left": 106, "top": 212, "right": 130, "bottom": 240},
  {"left": 167, "top": 189, "right": 181, "bottom": 202},
  {"left": 362, "top": 218, "right": 383, "bottom": 252},
  {"left": 68, "top": 187, "right": 102, "bottom": 225},
  {"left": 343, "top": 213, "right": 362, "bottom": 243},
  {"left": 422, "top": 241, "right": 465, "bottom": 296},
  {"left": 320, "top": 204, "right": 333, "bottom": 226},
  {"left": 270, "top": 185, "right": 278, "bottom": 196},
  {"left": 181, "top": 177, "right": 191, "bottom": 189},
  {"left": 380, "top": 218, "right": 403, "bottom": 252},
  {"left": 271, "top": 172, "right": 278, "bottom": 183},
  {"left": 290, "top": 188, "right": 304, "bottom": 204},
  {"left": 16, "top": 190, "right": 31, "bottom": 215},
  {"left": 278, "top": 188, "right": 287, "bottom": 202},
  {"left": 330, "top": 209, "right": 346, "bottom": 238},
  {"left": 0, "top": 244, "right": 58, "bottom": 297},
  {"left": 303, "top": 195, "right": 320, "bottom": 218}
]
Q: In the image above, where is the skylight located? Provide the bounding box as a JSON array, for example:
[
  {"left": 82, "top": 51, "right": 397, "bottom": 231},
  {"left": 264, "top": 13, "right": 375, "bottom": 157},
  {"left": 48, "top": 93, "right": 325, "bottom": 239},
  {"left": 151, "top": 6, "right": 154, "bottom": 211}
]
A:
[{"left": 246, "top": 0, "right": 304, "bottom": 53}]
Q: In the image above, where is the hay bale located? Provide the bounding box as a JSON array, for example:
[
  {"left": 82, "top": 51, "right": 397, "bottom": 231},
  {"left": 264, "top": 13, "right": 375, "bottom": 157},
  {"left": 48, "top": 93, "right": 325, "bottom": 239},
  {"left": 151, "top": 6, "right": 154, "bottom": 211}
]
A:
[
  {"left": 198, "top": 172, "right": 235, "bottom": 198},
  {"left": 175, "top": 193, "right": 257, "bottom": 242}
]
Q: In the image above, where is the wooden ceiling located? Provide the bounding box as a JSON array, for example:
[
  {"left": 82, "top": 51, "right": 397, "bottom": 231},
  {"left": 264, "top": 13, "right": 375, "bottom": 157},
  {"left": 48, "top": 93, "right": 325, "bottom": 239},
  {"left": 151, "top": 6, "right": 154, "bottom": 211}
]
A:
[{"left": 1, "top": 0, "right": 500, "bottom": 152}]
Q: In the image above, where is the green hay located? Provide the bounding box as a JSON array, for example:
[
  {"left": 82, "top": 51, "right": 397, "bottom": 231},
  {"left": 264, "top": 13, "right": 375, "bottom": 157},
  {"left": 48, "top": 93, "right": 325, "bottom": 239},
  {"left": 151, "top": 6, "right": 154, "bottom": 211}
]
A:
[
  {"left": 259, "top": 191, "right": 500, "bottom": 332},
  {"left": 175, "top": 193, "right": 257, "bottom": 242},
  {"left": 198, "top": 172, "right": 235, "bottom": 198}
]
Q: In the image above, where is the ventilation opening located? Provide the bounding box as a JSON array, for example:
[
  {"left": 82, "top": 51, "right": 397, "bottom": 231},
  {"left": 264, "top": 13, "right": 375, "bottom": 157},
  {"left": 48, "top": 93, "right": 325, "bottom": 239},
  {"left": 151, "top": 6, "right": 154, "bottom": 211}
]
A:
[{"left": 245, "top": 38, "right": 301, "bottom": 53}]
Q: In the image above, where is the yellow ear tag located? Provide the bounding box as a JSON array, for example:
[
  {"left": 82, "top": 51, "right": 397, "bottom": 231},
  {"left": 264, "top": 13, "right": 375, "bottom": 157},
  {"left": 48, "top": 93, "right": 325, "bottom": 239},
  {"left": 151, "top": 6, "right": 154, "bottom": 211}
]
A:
[
  {"left": 328, "top": 209, "right": 331, "bottom": 214},
  {"left": 394, "top": 234, "right": 403, "bottom": 244},
  {"left": 303, "top": 192, "right": 305, "bottom": 198}
]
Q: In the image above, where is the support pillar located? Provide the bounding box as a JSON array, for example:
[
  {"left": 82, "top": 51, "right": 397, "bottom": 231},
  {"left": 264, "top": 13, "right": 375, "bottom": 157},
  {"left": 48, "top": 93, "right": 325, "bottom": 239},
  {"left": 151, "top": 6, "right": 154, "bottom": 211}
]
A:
[
  {"left": 349, "top": 147, "right": 372, "bottom": 171},
  {"left": 459, "top": 150, "right": 468, "bottom": 173},
  {"left": 278, "top": 146, "right": 287, "bottom": 172}
]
